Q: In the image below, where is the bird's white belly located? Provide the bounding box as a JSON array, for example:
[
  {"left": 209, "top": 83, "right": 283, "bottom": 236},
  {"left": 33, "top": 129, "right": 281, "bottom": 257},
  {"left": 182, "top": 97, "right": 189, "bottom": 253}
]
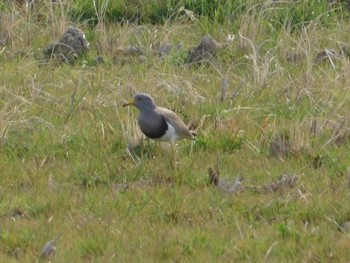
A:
[{"left": 154, "top": 122, "right": 178, "bottom": 144}]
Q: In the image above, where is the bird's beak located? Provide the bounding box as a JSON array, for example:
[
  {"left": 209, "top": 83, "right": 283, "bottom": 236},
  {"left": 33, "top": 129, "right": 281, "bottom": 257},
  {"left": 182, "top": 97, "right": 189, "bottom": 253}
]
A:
[{"left": 122, "top": 99, "right": 135, "bottom": 107}]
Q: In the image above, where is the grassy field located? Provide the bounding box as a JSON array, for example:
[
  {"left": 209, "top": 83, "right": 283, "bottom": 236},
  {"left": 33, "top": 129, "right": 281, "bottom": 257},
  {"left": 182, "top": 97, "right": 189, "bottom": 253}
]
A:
[{"left": 1, "top": 1, "right": 350, "bottom": 262}]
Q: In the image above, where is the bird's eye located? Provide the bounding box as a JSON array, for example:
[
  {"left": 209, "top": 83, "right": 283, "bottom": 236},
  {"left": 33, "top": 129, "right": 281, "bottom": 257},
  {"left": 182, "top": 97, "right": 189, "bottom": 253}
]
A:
[{"left": 137, "top": 97, "right": 142, "bottom": 101}]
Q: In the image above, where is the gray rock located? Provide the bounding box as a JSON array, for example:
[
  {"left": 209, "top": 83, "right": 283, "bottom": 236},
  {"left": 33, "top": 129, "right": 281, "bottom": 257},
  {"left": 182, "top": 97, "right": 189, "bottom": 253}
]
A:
[
  {"left": 124, "top": 45, "right": 144, "bottom": 57},
  {"left": 40, "top": 235, "right": 61, "bottom": 259},
  {"left": 44, "top": 27, "right": 90, "bottom": 64},
  {"left": 208, "top": 167, "right": 243, "bottom": 195},
  {"left": 152, "top": 42, "right": 181, "bottom": 57},
  {"left": 187, "top": 35, "right": 221, "bottom": 64}
]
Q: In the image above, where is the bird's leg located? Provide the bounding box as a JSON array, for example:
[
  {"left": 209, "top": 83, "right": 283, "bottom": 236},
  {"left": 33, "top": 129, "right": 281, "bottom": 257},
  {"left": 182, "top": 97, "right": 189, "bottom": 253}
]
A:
[
  {"left": 170, "top": 142, "right": 176, "bottom": 169},
  {"left": 170, "top": 143, "right": 184, "bottom": 184},
  {"left": 154, "top": 141, "right": 161, "bottom": 158}
]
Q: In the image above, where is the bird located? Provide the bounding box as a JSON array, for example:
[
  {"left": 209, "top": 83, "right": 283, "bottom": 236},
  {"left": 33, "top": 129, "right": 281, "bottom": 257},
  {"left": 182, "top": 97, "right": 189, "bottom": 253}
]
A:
[{"left": 123, "top": 93, "right": 195, "bottom": 165}]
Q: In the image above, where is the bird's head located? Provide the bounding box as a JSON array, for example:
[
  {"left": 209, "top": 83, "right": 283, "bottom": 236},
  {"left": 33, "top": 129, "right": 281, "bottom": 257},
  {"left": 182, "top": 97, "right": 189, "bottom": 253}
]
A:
[{"left": 123, "top": 93, "right": 156, "bottom": 111}]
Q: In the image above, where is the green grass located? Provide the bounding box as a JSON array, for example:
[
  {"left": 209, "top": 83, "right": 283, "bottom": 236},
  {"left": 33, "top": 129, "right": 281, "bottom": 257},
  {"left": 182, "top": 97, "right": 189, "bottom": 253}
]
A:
[{"left": 1, "top": 0, "right": 350, "bottom": 262}]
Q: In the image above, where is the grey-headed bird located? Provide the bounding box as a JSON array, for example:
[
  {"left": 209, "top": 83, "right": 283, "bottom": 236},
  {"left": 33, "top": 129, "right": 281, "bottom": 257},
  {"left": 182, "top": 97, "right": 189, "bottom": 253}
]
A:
[{"left": 123, "top": 93, "right": 195, "bottom": 166}]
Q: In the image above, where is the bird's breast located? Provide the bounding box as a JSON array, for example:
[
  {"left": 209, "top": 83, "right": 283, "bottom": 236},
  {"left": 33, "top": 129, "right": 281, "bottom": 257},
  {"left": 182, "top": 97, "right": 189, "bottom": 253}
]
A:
[{"left": 138, "top": 113, "right": 168, "bottom": 139}]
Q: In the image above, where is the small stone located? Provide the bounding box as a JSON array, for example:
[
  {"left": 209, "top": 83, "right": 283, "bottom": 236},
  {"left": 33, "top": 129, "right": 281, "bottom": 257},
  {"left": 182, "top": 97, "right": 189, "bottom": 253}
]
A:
[
  {"left": 93, "top": 55, "right": 104, "bottom": 65},
  {"left": 137, "top": 55, "right": 146, "bottom": 63},
  {"left": 341, "top": 221, "right": 350, "bottom": 232}
]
